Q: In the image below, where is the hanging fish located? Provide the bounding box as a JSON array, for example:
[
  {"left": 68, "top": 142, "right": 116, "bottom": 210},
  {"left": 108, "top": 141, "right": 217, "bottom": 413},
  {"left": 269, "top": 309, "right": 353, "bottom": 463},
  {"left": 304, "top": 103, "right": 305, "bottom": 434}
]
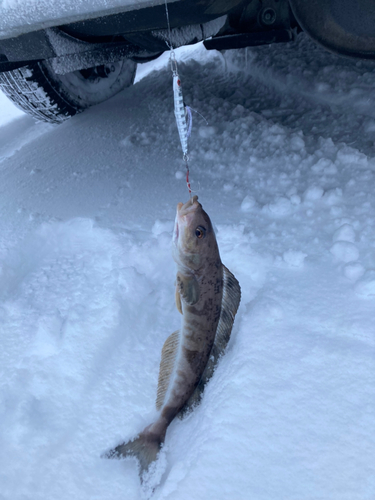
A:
[{"left": 105, "top": 196, "right": 241, "bottom": 480}]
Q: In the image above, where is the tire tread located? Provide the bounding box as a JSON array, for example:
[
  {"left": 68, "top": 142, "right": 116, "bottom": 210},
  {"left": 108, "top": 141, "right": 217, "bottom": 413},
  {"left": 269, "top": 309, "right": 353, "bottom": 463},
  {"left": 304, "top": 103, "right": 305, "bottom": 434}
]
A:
[{"left": 0, "top": 63, "right": 78, "bottom": 124}]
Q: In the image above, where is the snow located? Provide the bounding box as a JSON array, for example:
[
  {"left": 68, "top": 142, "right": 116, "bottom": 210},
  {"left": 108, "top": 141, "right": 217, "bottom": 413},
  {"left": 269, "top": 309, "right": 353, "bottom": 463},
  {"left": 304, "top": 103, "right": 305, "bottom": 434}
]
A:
[
  {"left": 1, "top": 34, "right": 375, "bottom": 499},
  {"left": 330, "top": 241, "right": 360, "bottom": 263},
  {"left": 282, "top": 249, "right": 307, "bottom": 268},
  {"left": 332, "top": 223, "right": 356, "bottom": 243},
  {"left": 0, "top": 90, "right": 24, "bottom": 125},
  {"left": 0, "top": 0, "right": 170, "bottom": 39},
  {"left": 152, "top": 15, "right": 226, "bottom": 49}
]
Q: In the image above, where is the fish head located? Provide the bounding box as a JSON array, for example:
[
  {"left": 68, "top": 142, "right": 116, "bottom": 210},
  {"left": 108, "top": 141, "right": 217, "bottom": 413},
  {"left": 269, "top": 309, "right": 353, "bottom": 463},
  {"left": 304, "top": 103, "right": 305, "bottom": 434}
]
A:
[{"left": 173, "top": 195, "right": 219, "bottom": 270}]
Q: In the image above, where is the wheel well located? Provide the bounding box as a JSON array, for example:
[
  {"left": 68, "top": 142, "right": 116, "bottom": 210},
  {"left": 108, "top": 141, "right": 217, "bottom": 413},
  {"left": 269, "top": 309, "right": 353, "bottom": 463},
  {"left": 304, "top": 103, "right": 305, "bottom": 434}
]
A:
[{"left": 289, "top": 0, "right": 375, "bottom": 59}]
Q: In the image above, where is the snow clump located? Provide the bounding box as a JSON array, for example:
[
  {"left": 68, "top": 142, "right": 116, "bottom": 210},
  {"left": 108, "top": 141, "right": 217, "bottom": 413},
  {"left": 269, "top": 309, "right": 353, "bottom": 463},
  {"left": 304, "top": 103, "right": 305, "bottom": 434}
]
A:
[
  {"left": 303, "top": 185, "right": 324, "bottom": 202},
  {"left": 344, "top": 262, "right": 365, "bottom": 281},
  {"left": 330, "top": 241, "right": 359, "bottom": 263},
  {"left": 332, "top": 223, "right": 356, "bottom": 243},
  {"left": 355, "top": 270, "right": 375, "bottom": 298},
  {"left": 240, "top": 195, "right": 256, "bottom": 212},
  {"left": 283, "top": 250, "right": 307, "bottom": 268}
]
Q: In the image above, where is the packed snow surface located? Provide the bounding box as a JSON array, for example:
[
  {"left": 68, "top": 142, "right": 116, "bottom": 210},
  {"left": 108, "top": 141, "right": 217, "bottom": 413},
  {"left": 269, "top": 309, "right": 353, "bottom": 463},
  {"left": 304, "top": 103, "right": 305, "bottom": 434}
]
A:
[
  {"left": 0, "top": 91, "right": 24, "bottom": 125},
  {"left": 1, "top": 35, "right": 375, "bottom": 499}
]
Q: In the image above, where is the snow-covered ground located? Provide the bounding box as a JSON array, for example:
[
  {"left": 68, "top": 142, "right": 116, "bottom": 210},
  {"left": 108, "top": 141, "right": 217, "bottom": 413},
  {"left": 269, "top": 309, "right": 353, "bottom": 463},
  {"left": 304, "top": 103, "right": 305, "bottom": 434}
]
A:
[
  {"left": 1, "top": 35, "right": 374, "bottom": 500},
  {"left": 0, "top": 91, "right": 24, "bottom": 125}
]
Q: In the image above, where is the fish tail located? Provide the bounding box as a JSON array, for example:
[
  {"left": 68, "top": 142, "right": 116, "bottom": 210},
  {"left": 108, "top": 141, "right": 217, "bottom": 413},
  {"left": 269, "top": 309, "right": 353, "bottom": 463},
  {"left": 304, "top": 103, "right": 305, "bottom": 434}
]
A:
[{"left": 104, "top": 428, "right": 162, "bottom": 479}]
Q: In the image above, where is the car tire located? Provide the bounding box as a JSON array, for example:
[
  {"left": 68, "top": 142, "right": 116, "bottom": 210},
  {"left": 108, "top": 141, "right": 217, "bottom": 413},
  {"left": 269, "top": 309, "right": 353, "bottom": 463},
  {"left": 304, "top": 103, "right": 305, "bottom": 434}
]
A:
[{"left": 0, "top": 59, "right": 137, "bottom": 124}]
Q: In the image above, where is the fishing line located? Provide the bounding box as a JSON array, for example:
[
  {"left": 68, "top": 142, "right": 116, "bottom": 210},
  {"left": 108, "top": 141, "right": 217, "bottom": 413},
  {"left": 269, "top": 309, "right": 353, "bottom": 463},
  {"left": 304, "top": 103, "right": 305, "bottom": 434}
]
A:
[
  {"left": 187, "top": 106, "right": 209, "bottom": 126},
  {"left": 164, "top": 0, "right": 192, "bottom": 197},
  {"left": 164, "top": 0, "right": 173, "bottom": 52}
]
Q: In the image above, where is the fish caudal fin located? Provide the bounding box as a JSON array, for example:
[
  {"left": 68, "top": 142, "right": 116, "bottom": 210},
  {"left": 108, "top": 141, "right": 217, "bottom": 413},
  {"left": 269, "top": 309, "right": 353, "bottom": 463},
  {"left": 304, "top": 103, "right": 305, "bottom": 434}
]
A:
[{"left": 104, "top": 430, "right": 162, "bottom": 480}]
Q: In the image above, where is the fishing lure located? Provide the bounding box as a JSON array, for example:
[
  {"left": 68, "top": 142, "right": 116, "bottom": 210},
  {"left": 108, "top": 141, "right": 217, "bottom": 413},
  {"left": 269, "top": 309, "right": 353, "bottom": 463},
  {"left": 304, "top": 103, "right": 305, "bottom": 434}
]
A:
[
  {"left": 171, "top": 53, "right": 192, "bottom": 194},
  {"left": 165, "top": 0, "right": 193, "bottom": 196},
  {"left": 172, "top": 70, "right": 188, "bottom": 158}
]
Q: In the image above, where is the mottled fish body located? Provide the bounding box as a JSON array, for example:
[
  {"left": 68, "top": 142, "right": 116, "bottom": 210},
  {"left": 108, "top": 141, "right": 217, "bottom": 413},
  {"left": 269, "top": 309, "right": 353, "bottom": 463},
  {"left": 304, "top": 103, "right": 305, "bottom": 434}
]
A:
[{"left": 106, "top": 196, "right": 241, "bottom": 479}]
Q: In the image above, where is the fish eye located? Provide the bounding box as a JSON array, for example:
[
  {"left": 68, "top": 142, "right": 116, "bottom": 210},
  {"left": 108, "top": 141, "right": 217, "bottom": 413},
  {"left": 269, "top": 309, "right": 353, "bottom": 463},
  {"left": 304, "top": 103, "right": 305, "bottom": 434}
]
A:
[{"left": 195, "top": 226, "right": 206, "bottom": 239}]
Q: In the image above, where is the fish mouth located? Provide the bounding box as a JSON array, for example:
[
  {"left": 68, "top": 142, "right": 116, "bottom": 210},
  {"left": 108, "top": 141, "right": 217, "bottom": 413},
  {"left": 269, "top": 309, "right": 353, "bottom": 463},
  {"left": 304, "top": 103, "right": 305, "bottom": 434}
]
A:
[
  {"left": 173, "top": 196, "right": 200, "bottom": 246},
  {"left": 177, "top": 195, "right": 200, "bottom": 217}
]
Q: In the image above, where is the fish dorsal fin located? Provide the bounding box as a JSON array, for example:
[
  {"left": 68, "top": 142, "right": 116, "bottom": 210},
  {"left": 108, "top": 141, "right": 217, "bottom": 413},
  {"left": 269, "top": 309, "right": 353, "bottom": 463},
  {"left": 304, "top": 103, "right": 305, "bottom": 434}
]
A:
[
  {"left": 178, "top": 264, "right": 241, "bottom": 417},
  {"left": 211, "top": 264, "right": 241, "bottom": 360},
  {"left": 156, "top": 330, "right": 180, "bottom": 410}
]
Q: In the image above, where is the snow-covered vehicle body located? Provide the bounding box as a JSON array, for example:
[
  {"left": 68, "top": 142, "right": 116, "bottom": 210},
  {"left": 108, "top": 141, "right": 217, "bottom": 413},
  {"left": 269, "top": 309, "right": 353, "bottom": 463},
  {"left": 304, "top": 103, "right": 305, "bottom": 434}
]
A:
[{"left": 0, "top": 0, "right": 374, "bottom": 123}]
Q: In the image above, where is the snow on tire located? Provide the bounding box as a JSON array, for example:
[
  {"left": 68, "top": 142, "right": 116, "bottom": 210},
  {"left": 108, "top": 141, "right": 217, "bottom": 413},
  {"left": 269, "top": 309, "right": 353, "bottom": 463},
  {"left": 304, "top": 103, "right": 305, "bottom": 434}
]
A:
[{"left": 0, "top": 59, "right": 137, "bottom": 124}]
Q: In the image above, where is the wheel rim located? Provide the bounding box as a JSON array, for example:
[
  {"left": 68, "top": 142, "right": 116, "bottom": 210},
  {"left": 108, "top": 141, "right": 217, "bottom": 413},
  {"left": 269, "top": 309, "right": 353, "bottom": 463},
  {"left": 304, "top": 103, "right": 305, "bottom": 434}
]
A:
[{"left": 56, "top": 61, "right": 125, "bottom": 104}]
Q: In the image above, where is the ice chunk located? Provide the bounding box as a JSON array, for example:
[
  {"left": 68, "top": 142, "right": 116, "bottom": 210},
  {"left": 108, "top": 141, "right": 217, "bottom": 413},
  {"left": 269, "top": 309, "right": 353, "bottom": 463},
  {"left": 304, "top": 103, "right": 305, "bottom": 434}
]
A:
[
  {"left": 336, "top": 147, "right": 368, "bottom": 167},
  {"left": 290, "top": 134, "right": 305, "bottom": 151},
  {"left": 324, "top": 188, "right": 343, "bottom": 205},
  {"left": 266, "top": 197, "right": 292, "bottom": 216},
  {"left": 311, "top": 158, "right": 332, "bottom": 173},
  {"left": 303, "top": 186, "right": 324, "bottom": 202},
  {"left": 240, "top": 195, "right": 256, "bottom": 212},
  {"left": 330, "top": 241, "right": 359, "bottom": 263},
  {"left": 344, "top": 262, "right": 365, "bottom": 281},
  {"left": 332, "top": 224, "right": 356, "bottom": 243},
  {"left": 232, "top": 104, "right": 245, "bottom": 116},
  {"left": 290, "top": 194, "right": 301, "bottom": 205}
]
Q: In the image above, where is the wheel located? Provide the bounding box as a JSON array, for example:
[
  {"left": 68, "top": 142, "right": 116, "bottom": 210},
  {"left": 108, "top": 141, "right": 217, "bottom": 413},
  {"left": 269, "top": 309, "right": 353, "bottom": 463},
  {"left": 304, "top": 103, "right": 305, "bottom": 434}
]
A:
[{"left": 0, "top": 59, "right": 137, "bottom": 124}]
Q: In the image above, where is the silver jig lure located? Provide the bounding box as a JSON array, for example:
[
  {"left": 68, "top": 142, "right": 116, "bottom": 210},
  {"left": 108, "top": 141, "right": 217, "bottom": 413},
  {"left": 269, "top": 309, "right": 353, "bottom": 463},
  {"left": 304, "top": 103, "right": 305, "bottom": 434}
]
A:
[
  {"left": 171, "top": 55, "right": 189, "bottom": 161},
  {"left": 170, "top": 53, "right": 192, "bottom": 194},
  {"left": 165, "top": 0, "right": 192, "bottom": 195}
]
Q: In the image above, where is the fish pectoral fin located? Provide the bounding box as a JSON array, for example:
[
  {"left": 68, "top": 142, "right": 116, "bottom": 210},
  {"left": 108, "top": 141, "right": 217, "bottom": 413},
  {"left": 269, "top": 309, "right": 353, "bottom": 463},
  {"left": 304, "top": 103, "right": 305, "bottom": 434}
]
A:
[
  {"left": 176, "top": 272, "right": 199, "bottom": 306},
  {"left": 175, "top": 285, "right": 183, "bottom": 314}
]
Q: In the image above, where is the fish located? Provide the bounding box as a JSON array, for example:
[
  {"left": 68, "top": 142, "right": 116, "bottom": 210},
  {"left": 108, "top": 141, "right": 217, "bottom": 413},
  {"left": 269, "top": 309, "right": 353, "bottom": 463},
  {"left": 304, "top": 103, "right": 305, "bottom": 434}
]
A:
[{"left": 105, "top": 195, "right": 241, "bottom": 480}]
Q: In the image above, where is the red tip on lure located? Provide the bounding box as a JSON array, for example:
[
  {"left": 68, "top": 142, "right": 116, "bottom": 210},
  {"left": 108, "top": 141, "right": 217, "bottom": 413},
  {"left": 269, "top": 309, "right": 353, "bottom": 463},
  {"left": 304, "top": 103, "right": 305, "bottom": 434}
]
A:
[{"left": 186, "top": 162, "right": 192, "bottom": 196}]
